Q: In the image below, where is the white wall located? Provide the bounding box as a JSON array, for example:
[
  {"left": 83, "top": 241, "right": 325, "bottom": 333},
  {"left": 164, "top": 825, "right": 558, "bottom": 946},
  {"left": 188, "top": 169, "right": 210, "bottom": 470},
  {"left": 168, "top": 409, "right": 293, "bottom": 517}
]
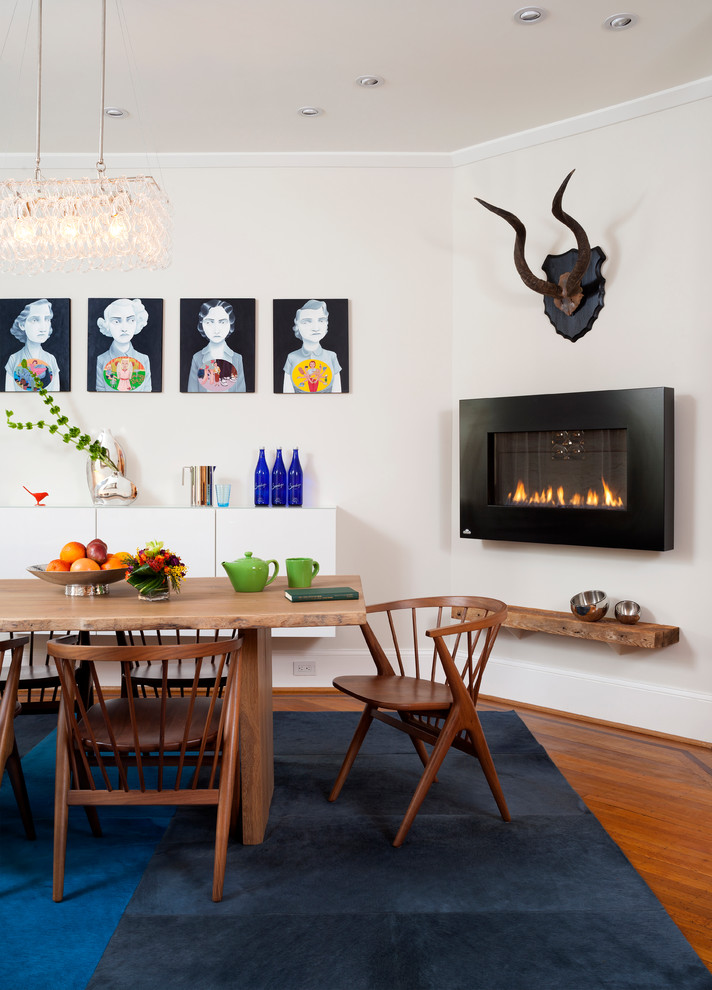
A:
[
  {"left": 3, "top": 95, "right": 712, "bottom": 739},
  {"left": 452, "top": 96, "right": 712, "bottom": 740},
  {"left": 0, "top": 164, "right": 454, "bottom": 686}
]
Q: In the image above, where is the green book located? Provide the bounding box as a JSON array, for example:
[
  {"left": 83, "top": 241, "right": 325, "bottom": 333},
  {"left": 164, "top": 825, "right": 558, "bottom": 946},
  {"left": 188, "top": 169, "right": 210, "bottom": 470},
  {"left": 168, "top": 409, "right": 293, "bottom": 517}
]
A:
[{"left": 284, "top": 586, "right": 359, "bottom": 602}]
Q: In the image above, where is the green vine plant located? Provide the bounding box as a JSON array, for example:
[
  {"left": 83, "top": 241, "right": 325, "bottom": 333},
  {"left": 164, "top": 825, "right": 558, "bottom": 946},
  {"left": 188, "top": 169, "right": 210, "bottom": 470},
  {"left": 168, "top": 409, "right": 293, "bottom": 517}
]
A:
[{"left": 5, "top": 360, "right": 119, "bottom": 472}]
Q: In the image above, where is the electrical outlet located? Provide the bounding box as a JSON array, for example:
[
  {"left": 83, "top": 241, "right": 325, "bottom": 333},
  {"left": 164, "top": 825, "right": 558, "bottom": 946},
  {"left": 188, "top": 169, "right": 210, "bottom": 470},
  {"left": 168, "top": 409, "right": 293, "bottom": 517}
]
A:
[{"left": 293, "top": 661, "right": 316, "bottom": 676}]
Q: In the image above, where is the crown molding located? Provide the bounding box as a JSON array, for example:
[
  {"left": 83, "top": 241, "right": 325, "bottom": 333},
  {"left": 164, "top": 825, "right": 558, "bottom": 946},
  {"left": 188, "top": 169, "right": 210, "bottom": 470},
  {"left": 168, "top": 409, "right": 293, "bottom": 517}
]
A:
[
  {"left": 0, "top": 150, "right": 451, "bottom": 171},
  {"left": 451, "top": 75, "right": 712, "bottom": 167},
  {"left": 1, "top": 76, "right": 709, "bottom": 173}
]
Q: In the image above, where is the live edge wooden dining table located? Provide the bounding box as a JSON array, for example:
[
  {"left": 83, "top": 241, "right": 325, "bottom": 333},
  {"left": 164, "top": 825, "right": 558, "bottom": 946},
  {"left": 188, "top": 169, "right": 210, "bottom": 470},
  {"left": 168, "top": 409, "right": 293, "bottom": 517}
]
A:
[{"left": 0, "top": 573, "right": 366, "bottom": 844}]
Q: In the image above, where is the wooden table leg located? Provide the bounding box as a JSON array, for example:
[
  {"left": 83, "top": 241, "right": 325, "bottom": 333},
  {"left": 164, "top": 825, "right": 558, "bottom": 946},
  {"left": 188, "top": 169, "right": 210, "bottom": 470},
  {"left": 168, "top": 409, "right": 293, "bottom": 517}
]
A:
[
  {"left": 76, "top": 630, "right": 93, "bottom": 707},
  {"left": 238, "top": 627, "right": 274, "bottom": 844}
]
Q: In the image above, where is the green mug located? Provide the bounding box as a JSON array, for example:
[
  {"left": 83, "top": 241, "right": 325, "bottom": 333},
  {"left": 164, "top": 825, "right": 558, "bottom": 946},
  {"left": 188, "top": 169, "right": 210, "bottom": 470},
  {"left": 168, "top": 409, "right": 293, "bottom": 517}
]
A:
[{"left": 286, "top": 557, "right": 320, "bottom": 589}]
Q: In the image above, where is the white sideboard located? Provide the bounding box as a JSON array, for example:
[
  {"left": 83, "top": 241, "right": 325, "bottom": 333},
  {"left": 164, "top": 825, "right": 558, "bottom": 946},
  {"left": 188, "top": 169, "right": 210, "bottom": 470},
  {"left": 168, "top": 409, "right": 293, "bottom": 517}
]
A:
[{"left": 4, "top": 506, "right": 336, "bottom": 638}]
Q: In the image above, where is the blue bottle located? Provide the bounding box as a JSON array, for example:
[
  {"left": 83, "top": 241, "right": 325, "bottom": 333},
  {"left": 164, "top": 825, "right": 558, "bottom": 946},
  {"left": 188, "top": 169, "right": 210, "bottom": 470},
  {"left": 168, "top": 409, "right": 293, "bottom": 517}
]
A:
[
  {"left": 271, "top": 448, "right": 286, "bottom": 506},
  {"left": 254, "top": 448, "right": 269, "bottom": 506},
  {"left": 288, "top": 448, "right": 303, "bottom": 506}
]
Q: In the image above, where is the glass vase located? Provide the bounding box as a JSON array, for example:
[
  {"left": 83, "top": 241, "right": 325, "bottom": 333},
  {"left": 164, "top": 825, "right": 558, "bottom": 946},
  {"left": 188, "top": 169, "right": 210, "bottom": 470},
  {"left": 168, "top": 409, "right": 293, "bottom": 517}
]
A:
[{"left": 137, "top": 582, "right": 170, "bottom": 602}]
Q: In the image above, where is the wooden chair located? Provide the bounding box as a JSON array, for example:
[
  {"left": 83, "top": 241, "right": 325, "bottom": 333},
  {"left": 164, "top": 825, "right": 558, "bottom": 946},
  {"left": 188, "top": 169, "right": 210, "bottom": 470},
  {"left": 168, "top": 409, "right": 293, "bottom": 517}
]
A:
[
  {"left": 0, "top": 631, "right": 64, "bottom": 713},
  {"left": 118, "top": 628, "right": 237, "bottom": 698},
  {"left": 329, "top": 596, "right": 509, "bottom": 846},
  {"left": 47, "top": 635, "right": 243, "bottom": 902},
  {"left": 0, "top": 636, "right": 36, "bottom": 839}
]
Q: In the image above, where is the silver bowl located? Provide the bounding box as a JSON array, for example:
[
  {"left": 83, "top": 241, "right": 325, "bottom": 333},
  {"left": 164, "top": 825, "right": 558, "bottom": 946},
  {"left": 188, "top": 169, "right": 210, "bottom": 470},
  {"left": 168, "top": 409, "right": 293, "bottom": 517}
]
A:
[
  {"left": 615, "top": 600, "right": 641, "bottom": 624},
  {"left": 27, "top": 564, "right": 128, "bottom": 597},
  {"left": 570, "top": 589, "right": 609, "bottom": 622}
]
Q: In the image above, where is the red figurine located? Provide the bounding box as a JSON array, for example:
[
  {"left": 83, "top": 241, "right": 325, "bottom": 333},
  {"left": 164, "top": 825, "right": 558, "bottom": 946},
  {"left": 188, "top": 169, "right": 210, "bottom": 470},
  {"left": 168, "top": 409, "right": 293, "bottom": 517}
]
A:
[{"left": 23, "top": 486, "right": 48, "bottom": 506}]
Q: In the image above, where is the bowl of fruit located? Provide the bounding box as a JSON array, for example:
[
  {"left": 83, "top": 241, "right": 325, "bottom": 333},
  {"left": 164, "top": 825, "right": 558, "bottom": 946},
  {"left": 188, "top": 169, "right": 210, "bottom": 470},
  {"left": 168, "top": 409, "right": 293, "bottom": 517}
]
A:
[{"left": 28, "top": 539, "right": 131, "bottom": 596}]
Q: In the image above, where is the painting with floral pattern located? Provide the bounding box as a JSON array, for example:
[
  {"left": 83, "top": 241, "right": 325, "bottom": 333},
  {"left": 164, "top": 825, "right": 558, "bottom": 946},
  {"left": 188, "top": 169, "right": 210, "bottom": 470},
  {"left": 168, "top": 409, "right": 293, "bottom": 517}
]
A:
[
  {"left": 273, "top": 298, "right": 349, "bottom": 393},
  {"left": 87, "top": 297, "right": 163, "bottom": 393},
  {"left": 0, "top": 297, "right": 70, "bottom": 392},
  {"left": 179, "top": 298, "right": 255, "bottom": 393}
]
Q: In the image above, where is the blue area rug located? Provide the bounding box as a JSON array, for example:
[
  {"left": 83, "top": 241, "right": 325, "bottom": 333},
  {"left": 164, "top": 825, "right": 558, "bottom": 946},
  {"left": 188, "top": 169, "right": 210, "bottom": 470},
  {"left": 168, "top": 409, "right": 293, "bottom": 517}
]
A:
[
  {"left": 1, "top": 728, "right": 174, "bottom": 990},
  {"left": 88, "top": 711, "right": 712, "bottom": 990},
  {"left": 4, "top": 712, "right": 711, "bottom": 990}
]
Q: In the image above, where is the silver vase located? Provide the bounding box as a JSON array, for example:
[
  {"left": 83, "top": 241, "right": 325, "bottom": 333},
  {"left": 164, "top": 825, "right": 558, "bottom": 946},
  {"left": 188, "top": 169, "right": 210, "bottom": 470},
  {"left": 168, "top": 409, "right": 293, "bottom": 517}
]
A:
[
  {"left": 87, "top": 429, "right": 138, "bottom": 506},
  {"left": 93, "top": 471, "right": 138, "bottom": 504}
]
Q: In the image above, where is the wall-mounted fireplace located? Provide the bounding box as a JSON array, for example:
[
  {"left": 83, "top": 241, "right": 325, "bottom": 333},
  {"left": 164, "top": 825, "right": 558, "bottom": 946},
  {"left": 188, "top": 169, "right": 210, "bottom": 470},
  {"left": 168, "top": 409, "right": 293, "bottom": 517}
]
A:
[{"left": 459, "top": 387, "right": 674, "bottom": 551}]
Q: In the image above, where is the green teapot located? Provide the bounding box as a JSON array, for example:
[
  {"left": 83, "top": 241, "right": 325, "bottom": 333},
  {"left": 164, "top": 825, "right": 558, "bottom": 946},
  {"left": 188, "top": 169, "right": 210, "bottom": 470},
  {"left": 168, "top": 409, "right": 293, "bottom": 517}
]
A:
[{"left": 222, "top": 551, "right": 279, "bottom": 593}]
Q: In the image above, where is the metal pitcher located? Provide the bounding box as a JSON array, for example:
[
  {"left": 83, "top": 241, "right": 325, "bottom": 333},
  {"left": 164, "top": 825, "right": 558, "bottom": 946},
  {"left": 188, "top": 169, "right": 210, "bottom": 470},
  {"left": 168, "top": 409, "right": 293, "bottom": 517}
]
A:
[{"left": 183, "top": 465, "right": 215, "bottom": 506}]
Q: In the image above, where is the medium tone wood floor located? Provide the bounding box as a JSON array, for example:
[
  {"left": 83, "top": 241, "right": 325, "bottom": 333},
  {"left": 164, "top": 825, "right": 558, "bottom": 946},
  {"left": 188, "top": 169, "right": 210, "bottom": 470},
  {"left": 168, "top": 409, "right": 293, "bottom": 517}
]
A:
[{"left": 274, "top": 689, "right": 712, "bottom": 974}]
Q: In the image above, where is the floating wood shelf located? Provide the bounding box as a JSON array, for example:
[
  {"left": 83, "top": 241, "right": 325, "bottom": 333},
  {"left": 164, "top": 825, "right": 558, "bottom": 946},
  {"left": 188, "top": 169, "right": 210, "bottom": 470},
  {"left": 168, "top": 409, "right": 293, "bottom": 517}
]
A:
[{"left": 503, "top": 606, "right": 679, "bottom": 650}]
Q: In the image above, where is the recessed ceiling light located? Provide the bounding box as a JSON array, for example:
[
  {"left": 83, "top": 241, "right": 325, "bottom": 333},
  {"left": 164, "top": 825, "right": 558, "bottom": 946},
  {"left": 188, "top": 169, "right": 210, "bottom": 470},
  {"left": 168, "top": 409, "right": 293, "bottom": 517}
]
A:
[
  {"left": 513, "top": 7, "right": 546, "bottom": 23},
  {"left": 604, "top": 12, "right": 638, "bottom": 30},
  {"left": 104, "top": 106, "right": 128, "bottom": 118},
  {"left": 355, "top": 75, "right": 384, "bottom": 88},
  {"left": 297, "top": 106, "right": 322, "bottom": 117}
]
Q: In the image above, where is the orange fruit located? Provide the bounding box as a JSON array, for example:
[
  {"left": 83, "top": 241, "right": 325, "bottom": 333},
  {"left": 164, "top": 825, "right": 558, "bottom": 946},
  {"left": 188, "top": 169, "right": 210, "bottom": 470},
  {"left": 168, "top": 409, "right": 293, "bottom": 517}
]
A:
[
  {"left": 46, "top": 558, "right": 71, "bottom": 572},
  {"left": 70, "top": 557, "right": 101, "bottom": 571},
  {"left": 60, "top": 541, "right": 87, "bottom": 564},
  {"left": 111, "top": 552, "right": 133, "bottom": 565},
  {"left": 101, "top": 555, "right": 129, "bottom": 570}
]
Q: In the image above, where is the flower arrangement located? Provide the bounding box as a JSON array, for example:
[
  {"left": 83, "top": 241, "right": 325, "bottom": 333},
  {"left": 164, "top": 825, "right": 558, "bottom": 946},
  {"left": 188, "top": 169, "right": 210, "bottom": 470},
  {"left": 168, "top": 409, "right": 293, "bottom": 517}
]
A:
[
  {"left": 5, "top": 360, "right": 119, "bottom": 471},
  {"left": 125, "top": 541, "right": 187, "bottom": 600}
]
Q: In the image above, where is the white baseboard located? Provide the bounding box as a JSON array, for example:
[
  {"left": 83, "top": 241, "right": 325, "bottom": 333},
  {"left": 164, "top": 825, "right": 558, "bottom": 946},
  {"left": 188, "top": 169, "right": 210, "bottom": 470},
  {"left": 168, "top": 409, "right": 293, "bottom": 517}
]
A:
[
  {"left": 272, "top": 645, "right": 712, "bottom": 744},
  {"left": 481, "top": 656, "right": 712, "bottom": 744}
]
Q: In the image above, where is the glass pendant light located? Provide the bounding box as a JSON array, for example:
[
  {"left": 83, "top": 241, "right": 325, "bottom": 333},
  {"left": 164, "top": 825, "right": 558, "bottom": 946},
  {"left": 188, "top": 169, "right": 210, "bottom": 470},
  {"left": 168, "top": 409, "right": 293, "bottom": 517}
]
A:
[{"left": 0, "top": 0, "right": 172, "bottom": 274}]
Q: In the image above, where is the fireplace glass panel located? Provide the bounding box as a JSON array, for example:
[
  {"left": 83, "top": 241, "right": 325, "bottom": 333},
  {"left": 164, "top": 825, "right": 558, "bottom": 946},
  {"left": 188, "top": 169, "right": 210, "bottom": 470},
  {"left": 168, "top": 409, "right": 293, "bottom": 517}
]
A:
[{"left": 492, "top": 428, "right": 627, "bottom": 509}]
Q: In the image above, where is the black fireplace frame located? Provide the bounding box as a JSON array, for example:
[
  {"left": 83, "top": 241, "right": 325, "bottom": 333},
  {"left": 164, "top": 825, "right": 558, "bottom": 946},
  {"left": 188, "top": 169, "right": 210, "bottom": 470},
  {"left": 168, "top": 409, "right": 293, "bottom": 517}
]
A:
[{"left": 459, "top": 387, "right": 674, "bottom": 551}]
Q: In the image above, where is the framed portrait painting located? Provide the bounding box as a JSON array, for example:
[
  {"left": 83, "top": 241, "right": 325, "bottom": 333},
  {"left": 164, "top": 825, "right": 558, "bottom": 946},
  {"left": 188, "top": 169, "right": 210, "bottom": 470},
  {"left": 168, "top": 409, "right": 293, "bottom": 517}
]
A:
[
  {"left": 87, "top": 297, "right": 164, "bottom": 393},
  {"left": 0, "top": 297, "right": 71, "bottom": 392},
  {"left": 179, "top": 298, "right": 256, "bottom": 393},
  {"left": 273, "top": 298, "right": 349, "bottom": 394}
]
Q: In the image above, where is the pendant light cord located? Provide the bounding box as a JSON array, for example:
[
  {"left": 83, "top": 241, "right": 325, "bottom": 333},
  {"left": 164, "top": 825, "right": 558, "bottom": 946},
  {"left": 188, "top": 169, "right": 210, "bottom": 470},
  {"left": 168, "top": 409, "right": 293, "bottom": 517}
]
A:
[
  {"left": 33, "top": 0, "right": 107, "bottom": 178},
  {"left": 34, "top": 0, "right": 42, "bottom": 180},
  {"left": 97, "top": 0, "right": 107, "bottom": 173}
]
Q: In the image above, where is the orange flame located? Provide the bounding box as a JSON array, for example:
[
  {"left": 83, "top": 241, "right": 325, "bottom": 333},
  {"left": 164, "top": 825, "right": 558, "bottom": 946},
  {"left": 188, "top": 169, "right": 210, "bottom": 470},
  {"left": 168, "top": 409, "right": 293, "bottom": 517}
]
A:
[
  {"left": 602, "top": 476, "right": 623, "bottom": 507},
  {"left": 506, "top": 476, "right": 623, "bottom": 508}
]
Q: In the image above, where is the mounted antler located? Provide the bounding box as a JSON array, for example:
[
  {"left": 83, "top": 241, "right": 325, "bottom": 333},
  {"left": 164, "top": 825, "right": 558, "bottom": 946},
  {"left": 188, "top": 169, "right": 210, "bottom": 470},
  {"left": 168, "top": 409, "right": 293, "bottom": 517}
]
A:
[{"left": 476, "top": 171, "right": 591, "bottom": 316}]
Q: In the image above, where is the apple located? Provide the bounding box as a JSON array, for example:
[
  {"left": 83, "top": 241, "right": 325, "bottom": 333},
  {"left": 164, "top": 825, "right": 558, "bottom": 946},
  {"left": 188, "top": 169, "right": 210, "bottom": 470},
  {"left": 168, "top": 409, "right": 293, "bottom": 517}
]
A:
[{"left": 86, "top": 538, "right": 108, "bottom": 565}]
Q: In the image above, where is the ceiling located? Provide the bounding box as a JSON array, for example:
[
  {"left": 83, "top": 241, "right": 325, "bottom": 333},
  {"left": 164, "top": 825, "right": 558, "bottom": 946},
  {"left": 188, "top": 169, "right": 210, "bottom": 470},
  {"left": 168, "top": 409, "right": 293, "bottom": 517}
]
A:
[{"left": 1, "top": 0, "right": 711, "bottom": 160}]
